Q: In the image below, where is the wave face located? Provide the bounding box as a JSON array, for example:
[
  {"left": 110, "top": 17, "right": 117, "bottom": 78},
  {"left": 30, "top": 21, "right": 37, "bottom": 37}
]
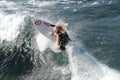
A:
[{"left": 0, "top": 0, "right": 120, "bottom": 80}]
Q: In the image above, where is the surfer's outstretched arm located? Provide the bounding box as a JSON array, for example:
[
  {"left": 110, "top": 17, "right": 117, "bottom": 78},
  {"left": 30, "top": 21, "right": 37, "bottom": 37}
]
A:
[
  {"left": 65, "top": 31, "right": 76, "bottom": 45},
  {"left": 50, "top": 24, "right": 55, "bottom": 27},
  {"left": 56, "top": 34, "right": 61, "bottom": 49}
]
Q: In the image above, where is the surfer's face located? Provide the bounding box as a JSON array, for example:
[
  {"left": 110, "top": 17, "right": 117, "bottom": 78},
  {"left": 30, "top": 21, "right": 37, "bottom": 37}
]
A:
[
  {"left": 53, "top": 28, "right": 58, "bottom": 33},
  {"left": 57, "top": 26, "right": 65, "bottom": 33}
]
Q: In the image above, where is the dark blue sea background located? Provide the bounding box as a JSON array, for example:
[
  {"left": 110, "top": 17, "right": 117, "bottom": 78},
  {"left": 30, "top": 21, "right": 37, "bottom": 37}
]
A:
[{"left": 0, "top": 0, "right": 120, "bottom": 80}]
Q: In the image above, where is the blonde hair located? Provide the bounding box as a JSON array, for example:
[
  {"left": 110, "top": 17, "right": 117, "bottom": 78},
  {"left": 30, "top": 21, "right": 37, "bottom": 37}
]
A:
[{"left": 54, "top": 23, "right": 68, "bottom": 33}]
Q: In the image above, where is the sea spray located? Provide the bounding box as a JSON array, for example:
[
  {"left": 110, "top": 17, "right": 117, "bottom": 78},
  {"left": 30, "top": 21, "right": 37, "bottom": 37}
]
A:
[
  {"left": 0, "top": 13, "right": 25, "bottom": 42},
  {"left": 67, "top": 40, "right": 120, "bottom": 80},
  {"left": 67, "top": 40, "right": 103, "bottom": 80}
]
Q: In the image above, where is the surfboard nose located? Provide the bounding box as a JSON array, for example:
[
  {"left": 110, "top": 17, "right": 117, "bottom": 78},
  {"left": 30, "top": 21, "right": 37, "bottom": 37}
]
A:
[{"left": 35, "top": 20, "right": 41, "bottom": 25}]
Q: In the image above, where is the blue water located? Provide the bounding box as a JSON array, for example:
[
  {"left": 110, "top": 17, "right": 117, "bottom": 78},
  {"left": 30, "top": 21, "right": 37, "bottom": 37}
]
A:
[{"left": 0, "top": 0, "right": 120, "bottom": 80}]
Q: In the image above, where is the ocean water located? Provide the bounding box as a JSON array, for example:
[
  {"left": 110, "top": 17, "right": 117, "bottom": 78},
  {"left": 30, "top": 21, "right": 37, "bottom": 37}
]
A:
[{"left": 0, "top": 0, "right": 120, "bottom": 80}]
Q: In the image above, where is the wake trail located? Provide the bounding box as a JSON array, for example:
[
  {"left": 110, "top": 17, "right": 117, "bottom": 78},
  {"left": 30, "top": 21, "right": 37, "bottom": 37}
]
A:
[
  {"left": 34, "top": 21, "right": 120, "bottom": 80},
  {"left": 66, "top": 37, "right": 120, "bottom": 80}
]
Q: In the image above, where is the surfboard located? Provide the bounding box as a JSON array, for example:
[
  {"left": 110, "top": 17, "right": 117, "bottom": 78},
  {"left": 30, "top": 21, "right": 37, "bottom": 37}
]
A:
[{"left": 31, "top": 18, "right": 55, "bottom": 41}]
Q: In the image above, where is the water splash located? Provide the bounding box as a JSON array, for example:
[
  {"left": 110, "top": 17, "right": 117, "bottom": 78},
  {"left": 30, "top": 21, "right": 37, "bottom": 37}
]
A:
[
  {"left": 35, "top": 33, "right": 50, "bottom": 52},
  {"left": 66, "top": 39, "right": 120, "bottom": 80},
  {"left": 0, "top": 13, "right": 25, "bottom": 42}
]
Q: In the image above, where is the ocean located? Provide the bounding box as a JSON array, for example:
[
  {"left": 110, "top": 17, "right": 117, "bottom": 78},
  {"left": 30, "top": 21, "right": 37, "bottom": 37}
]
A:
[{"left": 0, "top": 0, "right": 120, "bottom": 80}]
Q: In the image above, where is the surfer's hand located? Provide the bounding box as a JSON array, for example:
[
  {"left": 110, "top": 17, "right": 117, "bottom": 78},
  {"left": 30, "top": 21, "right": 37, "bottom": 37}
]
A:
[
  {"left": 53, "top": 32, "right": 58, "bottom": 37},
  {"left": 49, "top": 32, "right": 54, "bottom": 36},
  {"left": 70, "top": 41, "right": 76, "bottom": 45}
]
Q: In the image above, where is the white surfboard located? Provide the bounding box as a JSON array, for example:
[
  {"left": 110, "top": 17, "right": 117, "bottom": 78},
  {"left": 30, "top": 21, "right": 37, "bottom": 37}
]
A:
[{"left": 31, "top": 18, "right": 55, "bottom": 41}]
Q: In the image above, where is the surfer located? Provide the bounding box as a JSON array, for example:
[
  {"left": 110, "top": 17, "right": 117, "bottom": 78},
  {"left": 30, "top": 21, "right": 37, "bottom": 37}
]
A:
[
  {"left": 32, "top": 18, "right": 73, "bottom": 50},
  {"left": 50, "top": 23, "right": 72, "bottom": 50}
]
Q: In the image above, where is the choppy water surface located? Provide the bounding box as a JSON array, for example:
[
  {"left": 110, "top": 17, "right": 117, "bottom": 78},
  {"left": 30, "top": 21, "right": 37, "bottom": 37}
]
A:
[{"left": 0, "top": 0, "right": 120, "bottom": 80}]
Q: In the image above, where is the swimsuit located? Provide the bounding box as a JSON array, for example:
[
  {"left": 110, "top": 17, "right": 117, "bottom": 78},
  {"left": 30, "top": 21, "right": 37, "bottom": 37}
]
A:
[{"left": 58, "top": 31, "right": 71, "bottom": 47}]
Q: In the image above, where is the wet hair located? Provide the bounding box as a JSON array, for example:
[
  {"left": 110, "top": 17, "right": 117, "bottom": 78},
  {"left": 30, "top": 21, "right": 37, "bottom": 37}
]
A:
[{"left": 54, "top": 25, "right": 65, "bottom": 34}]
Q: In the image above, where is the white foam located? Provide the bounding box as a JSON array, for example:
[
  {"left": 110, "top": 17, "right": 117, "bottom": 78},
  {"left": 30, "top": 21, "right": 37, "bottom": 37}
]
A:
[
  {"left": 0, "top": 0, "right": 16, "bottom": 8},
  {"left": 100, "top": 64, "right": 120, "bottom": 80},
  {"left": 90, "top": 1, "right": 99, "bottom": 5},
  {"left": 35, "top": 33, "right": 50, "bottom": 52},
  {"left": 0, "top": 13, "right": 25, "bottom": 42},
  {"left": 66, "top": 36, "right": 120, "bottom": 80},
  {"left": 67, "top": 45, "right": 102, "bottom": 80},
  {"left": 28, "top": 0, "right": 56, "bottom": 7}
]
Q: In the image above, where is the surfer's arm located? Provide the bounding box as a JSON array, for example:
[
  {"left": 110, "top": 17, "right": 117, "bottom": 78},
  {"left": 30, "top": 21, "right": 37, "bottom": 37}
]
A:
[
  {"left": 50, "top": 24, "right": 55, "bottom": 27},
  {"left": 56, "top": 34, "right": 61, "bottom": 49},
  {"left": 65, "top": 31, "right": 72, "bottom": 41},
  {"left": 65, "top": 31, "right": 76, "bottom": 45},
  {"left": 53, "top": 31, "right": 61, "bottom": 49}
]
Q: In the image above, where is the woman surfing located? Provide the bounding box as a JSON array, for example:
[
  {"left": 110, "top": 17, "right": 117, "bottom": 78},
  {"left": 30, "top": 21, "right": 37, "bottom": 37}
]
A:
[
  {"left": 31, "top": 17, "right": 74, "bottom": 50},
  {"left": 50, "top": 23, "right": 73, "bottom": 50}
]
